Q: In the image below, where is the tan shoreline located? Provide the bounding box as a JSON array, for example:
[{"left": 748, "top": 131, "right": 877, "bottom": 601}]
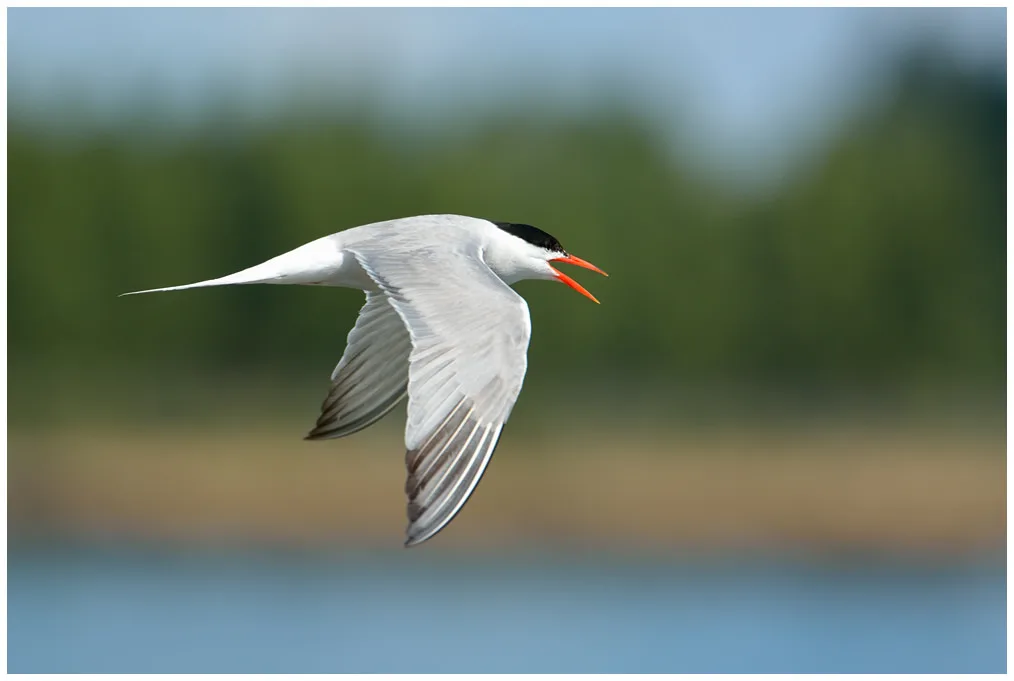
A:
[{"left": 8, "top": 425, "right": 1005, "bottom": 555}]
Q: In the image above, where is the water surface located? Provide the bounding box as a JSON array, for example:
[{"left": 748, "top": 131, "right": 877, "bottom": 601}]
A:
[{"left": 7, "top": 546, "right": 1005, "bottom": 673}]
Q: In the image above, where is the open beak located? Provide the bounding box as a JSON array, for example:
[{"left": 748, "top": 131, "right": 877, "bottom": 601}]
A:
[{"left": 550, "top": 254, "right": 608, "bottom": 304}]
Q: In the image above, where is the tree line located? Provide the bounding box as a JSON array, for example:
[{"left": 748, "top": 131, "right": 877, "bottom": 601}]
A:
[{"left": 8, "top": 51, "right": 1004, "bottom": 401}]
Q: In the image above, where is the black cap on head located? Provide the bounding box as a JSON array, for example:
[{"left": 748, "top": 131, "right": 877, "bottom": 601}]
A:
[{"left": 492, "top": 221, "right": 565, "bottom": 254}]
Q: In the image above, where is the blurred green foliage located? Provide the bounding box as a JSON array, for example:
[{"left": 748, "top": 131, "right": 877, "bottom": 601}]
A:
[{"left": 8, "top": 51, "right": 1004, "bottom": 405}]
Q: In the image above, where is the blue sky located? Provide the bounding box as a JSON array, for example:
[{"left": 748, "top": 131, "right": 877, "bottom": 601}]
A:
[{"left": 8, "top": 8, "right": 1005, "bottom": 185}]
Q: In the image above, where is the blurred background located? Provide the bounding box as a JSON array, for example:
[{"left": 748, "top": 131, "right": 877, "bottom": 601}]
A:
[{"left": 6, "top": 7, "right": 1006, "bottom": 673}]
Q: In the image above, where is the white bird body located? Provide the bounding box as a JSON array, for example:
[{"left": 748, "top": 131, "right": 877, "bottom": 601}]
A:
[{"left": 123, "top": 214, "right": 606, "bottom": 546}]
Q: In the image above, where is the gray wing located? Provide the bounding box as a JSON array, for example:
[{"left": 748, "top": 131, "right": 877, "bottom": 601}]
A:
[
  {"left": 348, "top": 243, "right": 532, "bottom": 547},
  {"left": 306, "top": 291, "right": 412, "bottom": 440}
]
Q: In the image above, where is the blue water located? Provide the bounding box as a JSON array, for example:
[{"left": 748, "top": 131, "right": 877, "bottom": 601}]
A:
[{"left": 7, "top": 546, "right": 1006, "bottom": 673}]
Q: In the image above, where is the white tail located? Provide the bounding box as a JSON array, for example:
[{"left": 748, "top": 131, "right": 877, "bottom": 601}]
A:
[{"left": 120, "top": 235, "right": 345, "bottom": 296}]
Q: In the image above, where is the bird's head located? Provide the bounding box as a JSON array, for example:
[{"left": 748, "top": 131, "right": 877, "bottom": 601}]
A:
[{"left": 488, "top": 221, "right": 608, "bottom": 303}]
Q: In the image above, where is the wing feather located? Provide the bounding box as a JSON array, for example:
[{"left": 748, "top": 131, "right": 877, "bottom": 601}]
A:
[
  {"left": 347, "top": 242, "right": 531, "bottom": 546},
  {"left": 305, "top": 292, "right": 412, "bottom": 441}
]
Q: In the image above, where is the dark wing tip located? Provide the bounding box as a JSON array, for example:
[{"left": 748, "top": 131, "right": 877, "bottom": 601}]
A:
[
  {"left": 400, "top": 402, "right": 510, "bottom": 548},
  {"left": 304, "top": 418, "right": 335, "bottom": 441},
  {"left": 304, "top": 416, "right": 339, "bottom": 440}
]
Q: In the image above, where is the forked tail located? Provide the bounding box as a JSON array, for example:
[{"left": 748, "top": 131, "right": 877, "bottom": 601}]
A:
[{"left": 119, "top": 236, "right": 343, "bottom": 296}]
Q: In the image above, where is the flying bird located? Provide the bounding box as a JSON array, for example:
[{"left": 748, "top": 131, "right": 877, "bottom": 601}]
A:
[{"left": 123, "top": 214, "right": 607, "bottom": 546}]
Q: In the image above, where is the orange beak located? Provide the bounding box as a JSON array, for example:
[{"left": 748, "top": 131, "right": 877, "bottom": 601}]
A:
[{"left": 550, "top": 254, "right": 608, "bottom": 304}]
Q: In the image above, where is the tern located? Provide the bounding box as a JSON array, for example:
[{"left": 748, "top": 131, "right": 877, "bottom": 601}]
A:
[{"left": 123, "top": 214, "right": 607, "bottom": 546}]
